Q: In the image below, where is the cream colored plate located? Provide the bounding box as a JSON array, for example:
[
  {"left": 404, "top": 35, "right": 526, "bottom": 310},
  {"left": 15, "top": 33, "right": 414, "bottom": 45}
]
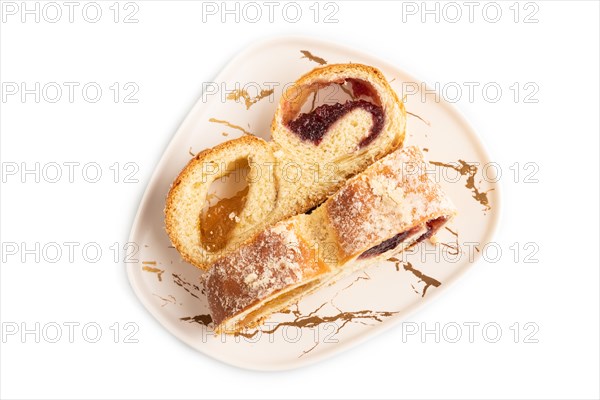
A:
[{"left": 127, "top": 36, "right": 500, "bottom": 370}]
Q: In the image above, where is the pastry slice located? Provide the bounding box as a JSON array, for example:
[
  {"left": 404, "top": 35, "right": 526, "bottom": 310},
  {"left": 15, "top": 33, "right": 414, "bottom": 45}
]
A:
[
  {"left": 269, "top": 63, "right": 406, "bottom": 221},
  {"left": 206, "top": 146, "right": 456, "bottom": 334}
]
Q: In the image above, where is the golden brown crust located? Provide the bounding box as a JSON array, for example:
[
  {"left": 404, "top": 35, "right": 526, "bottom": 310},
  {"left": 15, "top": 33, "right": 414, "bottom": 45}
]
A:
[{"left": 164, "top": 135, "right": 275, "bottom": 270}]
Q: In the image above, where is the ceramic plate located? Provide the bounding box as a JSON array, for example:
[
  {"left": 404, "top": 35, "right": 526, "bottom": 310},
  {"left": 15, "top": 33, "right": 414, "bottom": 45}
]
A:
[{"left": 127, "top": 36, "right": 500, "bottom": 370}]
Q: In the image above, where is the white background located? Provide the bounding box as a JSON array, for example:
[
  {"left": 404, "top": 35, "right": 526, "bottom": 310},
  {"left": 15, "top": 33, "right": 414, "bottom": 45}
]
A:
[{"left": 1, "top": 1, "right": 599, "bottom": 399}]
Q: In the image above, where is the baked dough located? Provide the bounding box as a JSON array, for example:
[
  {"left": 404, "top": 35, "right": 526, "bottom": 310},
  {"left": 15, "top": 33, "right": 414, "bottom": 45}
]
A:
[{"left": 206, "top": 146, "right": 457, "bottom": 334}]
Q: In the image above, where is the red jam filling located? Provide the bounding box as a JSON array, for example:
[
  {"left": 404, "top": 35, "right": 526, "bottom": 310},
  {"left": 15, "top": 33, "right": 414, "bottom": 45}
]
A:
[
  {"left": 415, "top": 216, "right": 448, "bottom": 243},
  {"left": 357, "top": 216, "right": 449, "bottom": 259},
  {"left": 357, "top": 226, "right": 421, "bottom": 259},
  {"left": 348, "top": 79, "right": 374, "bottom": 99},
  {"left": 286, "top": 100, "right": 384, "bottom": 148}
]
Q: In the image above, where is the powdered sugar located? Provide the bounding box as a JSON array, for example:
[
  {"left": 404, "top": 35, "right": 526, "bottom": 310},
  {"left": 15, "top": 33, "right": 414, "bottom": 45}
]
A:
[{"left": 326, "top": 146, "right": 456, "bottom": 258}]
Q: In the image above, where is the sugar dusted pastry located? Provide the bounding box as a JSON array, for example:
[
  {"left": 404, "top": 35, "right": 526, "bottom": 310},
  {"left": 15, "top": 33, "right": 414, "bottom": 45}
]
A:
[{"left": 206, "top": 146, "right": 456, "bottom": 334}]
